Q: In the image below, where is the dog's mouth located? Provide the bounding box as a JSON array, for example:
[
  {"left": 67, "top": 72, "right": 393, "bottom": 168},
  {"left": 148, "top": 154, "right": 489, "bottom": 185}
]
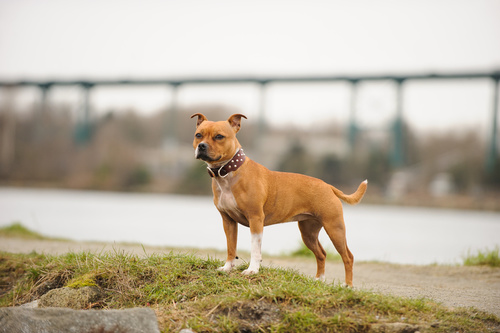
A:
[{"left": 196, "top": 150, "right": 222, "bottom": 163}]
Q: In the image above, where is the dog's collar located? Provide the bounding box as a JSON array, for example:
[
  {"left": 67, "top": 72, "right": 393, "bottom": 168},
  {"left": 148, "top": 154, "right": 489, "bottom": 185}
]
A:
[{"left": 207, "top": 149, "right": 246, "bottom": 178}]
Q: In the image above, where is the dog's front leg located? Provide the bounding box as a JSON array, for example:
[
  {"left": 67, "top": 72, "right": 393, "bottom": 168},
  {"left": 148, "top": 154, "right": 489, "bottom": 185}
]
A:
[
  {"left": 218, "top": 214, "right": 238, "bottom": 272},
  {"left": 242, "top": 219, "right": 263, "bottom": 275}
]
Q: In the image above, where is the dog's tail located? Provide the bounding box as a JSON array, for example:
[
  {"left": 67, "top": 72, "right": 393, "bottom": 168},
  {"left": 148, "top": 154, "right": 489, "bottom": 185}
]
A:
[{"left": 331, "top": 180, "right": 368, "bottom": 205}]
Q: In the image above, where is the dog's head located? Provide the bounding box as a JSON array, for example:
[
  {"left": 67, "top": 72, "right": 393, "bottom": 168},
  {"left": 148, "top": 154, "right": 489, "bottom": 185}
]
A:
[{"left": 191, "top": 113, "right": 247, "bottom": 166}]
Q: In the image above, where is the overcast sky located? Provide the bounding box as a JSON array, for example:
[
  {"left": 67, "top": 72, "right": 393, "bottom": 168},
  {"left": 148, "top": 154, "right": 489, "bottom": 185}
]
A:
[{"left": 1, "top": 0, "right": 500, "bottom": 131}]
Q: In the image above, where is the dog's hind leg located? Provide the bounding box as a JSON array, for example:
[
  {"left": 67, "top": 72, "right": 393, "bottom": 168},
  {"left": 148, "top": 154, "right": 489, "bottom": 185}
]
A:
[
  {"left": 321, "top": 214, "right": 354, "bottom": 287},
  {"left": 298, "top": 219, "right": 327, "bottom": 281}
]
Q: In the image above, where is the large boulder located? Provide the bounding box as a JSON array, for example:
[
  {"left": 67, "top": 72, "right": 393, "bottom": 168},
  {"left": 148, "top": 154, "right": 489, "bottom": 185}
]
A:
[
  {"left": 38, "top": 286, "right": 103, "bottom": 309},
  {"left": 0, "top": 307, "right": 160, "bottom": 333}
]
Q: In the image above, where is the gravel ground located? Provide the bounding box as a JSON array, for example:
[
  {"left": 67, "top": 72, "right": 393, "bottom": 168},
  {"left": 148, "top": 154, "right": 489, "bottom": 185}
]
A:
[{"left": 1, "top": 236, "right": 499, "bottom": 317}]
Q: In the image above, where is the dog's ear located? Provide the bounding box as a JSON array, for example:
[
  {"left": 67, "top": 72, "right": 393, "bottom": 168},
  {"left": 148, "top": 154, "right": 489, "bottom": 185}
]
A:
[
  {"left": 190, "top": 113, "right": 208, "bottom": 128},
  {"left": 227, "top": 114, "right": 247, "bottom": 133}
]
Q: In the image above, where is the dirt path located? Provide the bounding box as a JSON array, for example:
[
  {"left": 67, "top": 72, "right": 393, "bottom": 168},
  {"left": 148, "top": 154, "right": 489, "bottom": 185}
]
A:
[{"left": 1, "top": 237, "right": 499, "bottom": 317}]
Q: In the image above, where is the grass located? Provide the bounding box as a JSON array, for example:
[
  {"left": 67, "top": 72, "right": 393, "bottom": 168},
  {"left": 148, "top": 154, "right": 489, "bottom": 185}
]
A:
[
  {"left": 1, "top": 250, "right": 499, "bottom": 332},
  {"left": 288, "top": 242, "right": 342, "bottom": 261},
  {"left": 0, "top": 222, "right": 48, "bottom": 240},
  {"left": 463, "top": 247, "right": 500, "bottom": 267}
]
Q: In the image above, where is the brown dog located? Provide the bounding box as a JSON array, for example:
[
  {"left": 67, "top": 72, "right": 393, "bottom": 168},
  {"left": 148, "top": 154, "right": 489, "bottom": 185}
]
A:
[{"left": 191, "top": 113, "right": 367, "bottom": 286}]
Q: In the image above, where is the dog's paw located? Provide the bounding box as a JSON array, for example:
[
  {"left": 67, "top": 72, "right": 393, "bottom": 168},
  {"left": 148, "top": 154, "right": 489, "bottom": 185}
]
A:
[
  {"left": 314, "top": 274, "right": 326, "bottom": 282},
  {"left": 217, "top": 261, "right": 235, "bottom": 273},
  {"left": 241, "top": 268, "right": 258, "bottom": 275}
]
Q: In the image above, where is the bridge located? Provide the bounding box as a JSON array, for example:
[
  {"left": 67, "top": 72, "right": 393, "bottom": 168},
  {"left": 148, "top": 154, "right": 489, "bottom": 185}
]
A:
[{"left": 1, "top": 70, "right": 499, "bottom": 172}]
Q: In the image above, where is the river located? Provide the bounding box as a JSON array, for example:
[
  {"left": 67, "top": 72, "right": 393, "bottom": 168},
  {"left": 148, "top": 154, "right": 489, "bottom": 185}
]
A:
[{"left": 1, "top": 187, "right": 499, "bottom": 265}]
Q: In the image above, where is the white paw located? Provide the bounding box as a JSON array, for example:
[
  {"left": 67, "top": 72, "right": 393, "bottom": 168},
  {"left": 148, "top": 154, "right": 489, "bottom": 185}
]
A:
[
  {"left": 217, "top": 261, "right": 235, "bottom": 273},
  {"left": 315, "top": 274, "right": 326, "bottom": 282},
  {"left": 241, "top": 268, "right": 259, "bottom": 275}
]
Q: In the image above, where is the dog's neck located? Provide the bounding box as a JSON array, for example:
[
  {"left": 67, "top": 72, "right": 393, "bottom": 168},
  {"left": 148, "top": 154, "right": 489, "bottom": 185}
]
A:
[{"left": 207, "top": 148, "right": 246, "bottom": 178}]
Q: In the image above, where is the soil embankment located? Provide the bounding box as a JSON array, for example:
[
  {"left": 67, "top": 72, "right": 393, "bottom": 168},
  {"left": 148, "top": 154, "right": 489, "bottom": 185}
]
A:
[{"left": 1, "top": 236, "right": 499, "bottom": 317}]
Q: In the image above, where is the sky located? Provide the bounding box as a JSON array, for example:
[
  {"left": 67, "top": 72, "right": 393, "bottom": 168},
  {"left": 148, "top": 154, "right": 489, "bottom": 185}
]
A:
[{"left": 1, "top": 0, "right": 500, "bottom": 132}]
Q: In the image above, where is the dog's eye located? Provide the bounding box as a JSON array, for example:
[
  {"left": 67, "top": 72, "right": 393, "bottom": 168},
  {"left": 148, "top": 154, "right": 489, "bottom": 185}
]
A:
[
  {"left": 214, "top": 134, "right": 225, "bottom": 140},
  {"left": 195, "top": 133, "right": 202, "bottom": 139}
]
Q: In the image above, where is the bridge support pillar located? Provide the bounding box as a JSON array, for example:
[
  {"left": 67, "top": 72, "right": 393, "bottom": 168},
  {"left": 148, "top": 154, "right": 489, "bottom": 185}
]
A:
[
  {"left": 39, "top": 84, "right": 51, "bottom": 114},
  {"left": 74, "top": 83, "right": 93, "bottom": 144},
  {"left": 165, "top": 83, "right": 180, "bottom": 148},
  {"left": 391, "top": 79, "right": 405, "bottom": 168},
  {"left": 256, "top": 81, "right": 268, "bottom": 149},
  {"left": 348, "top": 80, "right": 359, "bottom": 149},
  {"left": 486, "top": 76, "right": 499, "bottom": 173}
]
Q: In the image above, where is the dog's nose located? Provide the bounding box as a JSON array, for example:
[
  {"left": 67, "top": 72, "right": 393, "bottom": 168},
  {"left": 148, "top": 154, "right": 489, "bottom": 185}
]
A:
[{"left": 198, "top": 142, "right": 208, "bottom": 151}]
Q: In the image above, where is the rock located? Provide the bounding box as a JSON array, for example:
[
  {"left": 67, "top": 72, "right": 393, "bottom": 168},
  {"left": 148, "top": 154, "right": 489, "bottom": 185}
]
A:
[
  {"left": 370, "top": 322, "right": 421, "bottom": 333},
  {"left": 0, "top": 307, "right": 160, "bottom": 333},
  {"left": 38, "top": 286, "right": 103, "bottom": 309},
  {"left": 19, "top": 300, "right": 38, "bottom": 308}
]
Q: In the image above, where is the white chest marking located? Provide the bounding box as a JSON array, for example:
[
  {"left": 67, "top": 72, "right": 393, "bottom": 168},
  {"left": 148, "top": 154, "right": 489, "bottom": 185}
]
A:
[{"left": 215, "top": 176, "right": 241, "bottom": 217}]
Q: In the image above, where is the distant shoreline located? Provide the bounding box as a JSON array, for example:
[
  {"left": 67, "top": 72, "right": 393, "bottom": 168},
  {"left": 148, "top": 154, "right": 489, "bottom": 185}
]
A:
[{"left": 1, "top": 183, "right": 499, "bottom": 212}]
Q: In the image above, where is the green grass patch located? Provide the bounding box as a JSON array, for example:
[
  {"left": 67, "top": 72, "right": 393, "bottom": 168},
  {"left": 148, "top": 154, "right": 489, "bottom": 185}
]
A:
[
  {"left": 0, "top": 222, "right": 69, "bottom": 242},
  {"left": 1, "top": 251, "right": 498, "bottom": 332},
  {"left": 463, "top": 247, "right": 500, "bottom": 267},
  {"left": 0, "top": 222, "right": 48, "bottom": 240},
  {"left": 288, "top": 242, "right": 342, "bottom": 261}
]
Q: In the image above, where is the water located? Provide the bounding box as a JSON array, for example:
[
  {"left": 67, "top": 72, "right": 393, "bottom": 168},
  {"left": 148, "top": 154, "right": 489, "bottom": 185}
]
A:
[{"left": 1, "top": 187, "right": 499, "bottom": 265}]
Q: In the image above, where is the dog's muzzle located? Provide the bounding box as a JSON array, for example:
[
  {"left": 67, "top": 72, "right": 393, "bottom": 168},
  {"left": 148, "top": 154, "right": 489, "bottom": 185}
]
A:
[
  {"left": 195, "top": 142, "right": 208, "bottom": 159},
  {"left": 196, "top": 143, "right": 220, "bottom": 162}
]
